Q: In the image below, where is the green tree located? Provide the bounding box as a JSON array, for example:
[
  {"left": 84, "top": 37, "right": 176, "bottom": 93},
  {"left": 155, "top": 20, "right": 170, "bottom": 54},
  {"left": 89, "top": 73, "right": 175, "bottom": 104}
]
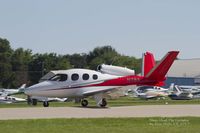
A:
[
  {"left": 87, "top": 46, "right": 119, "bottom": 70},
  {"left": 11, "top": 48, "right": 32, "bottom": 87},
  {"left": 113, "top": 56, "right": 142, "bottom": 74},
  {"left": 0, "top": 37, "right": 143, "bottom": 86},
  {"left": 28, "top": 53, "right": 71, "bottom": 85},
  {"left": 0, "top": 38, "right": 14, "bottom": 88},
  {"left": 87, "top": 46, "right": 141, "bottom": 73},
  {"left": 69, "top": 53, "right": 87, "bottom": 68},
  {"left": 56, "top": 55, "right": 71, "bottom": 70}
]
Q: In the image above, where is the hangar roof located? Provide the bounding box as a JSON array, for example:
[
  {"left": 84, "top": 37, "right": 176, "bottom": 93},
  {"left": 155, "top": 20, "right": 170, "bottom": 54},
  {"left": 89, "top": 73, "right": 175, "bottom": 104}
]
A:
[{"left": 167, "top": 59, "right": 200, "bottom": 78}]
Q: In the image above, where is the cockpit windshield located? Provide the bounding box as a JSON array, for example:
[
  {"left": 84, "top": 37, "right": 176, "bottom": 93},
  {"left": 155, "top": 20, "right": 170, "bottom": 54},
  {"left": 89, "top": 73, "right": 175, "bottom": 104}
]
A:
[{"left": 49, "top": 74, "right": 68, "bottom": 81}]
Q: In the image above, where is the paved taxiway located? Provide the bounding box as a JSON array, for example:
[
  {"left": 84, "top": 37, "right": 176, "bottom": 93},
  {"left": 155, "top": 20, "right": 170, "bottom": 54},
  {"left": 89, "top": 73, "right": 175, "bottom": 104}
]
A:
[{"left": 0, "top": 105, "right": 200, "bottom": 120}]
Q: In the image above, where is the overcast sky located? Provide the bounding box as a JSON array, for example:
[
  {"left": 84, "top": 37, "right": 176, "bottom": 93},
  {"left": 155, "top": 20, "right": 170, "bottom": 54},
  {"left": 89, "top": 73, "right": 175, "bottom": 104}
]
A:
[{"left": 0, "top": 0, "right": 200, "bottom": 59}]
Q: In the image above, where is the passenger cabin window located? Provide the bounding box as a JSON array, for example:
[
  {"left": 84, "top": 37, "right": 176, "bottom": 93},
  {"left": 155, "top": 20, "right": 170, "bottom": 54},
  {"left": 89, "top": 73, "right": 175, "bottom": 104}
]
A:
[
  {"left": 93, "top": 74, "right": 98, "bottom": 80},
  {"left": 71, "top": 73, "right": 79, "bottom": 81},
  {"left": 82, "top": 73, "right": 89, "bottom": 80},
  {"left": 49, "top": 74, "right": 68, "bottom": 81}
]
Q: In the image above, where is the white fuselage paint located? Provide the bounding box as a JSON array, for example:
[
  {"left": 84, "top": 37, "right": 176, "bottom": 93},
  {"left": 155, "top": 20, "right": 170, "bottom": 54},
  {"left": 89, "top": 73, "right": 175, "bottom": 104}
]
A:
[{"left": 25, "top": 69, "right": 121, "bottom": 98}]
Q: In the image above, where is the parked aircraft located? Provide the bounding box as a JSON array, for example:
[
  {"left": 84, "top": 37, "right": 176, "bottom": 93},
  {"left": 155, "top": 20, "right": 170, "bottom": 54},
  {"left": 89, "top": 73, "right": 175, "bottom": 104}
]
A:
[
  {"left": 168, "top": 84, "right": 200, "bottom": 100},
  {"left": 179, "top": 85, "right": 200, "bottom": 94},
  {"left": 0, "top": 84, "right": 26, "bottom": 96},
  {"left": 25, "top": 51, "right": 179, "bottom": 107},
  {"left": 133, "top": 86, "right": 169, "bottom": 99},
  {"left": 0, "top": 96, "right": 26, "bottom": 103}
]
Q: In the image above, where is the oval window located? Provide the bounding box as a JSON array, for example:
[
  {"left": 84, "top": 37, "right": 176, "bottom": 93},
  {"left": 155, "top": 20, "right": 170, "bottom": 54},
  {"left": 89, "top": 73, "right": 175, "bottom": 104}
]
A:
[
  {"left": 82, "top": 73, "right": 89, "bottom": 80},
  {"left": 71, "top": 73, "right": 79, "bottom": 81},
  {"left": 93, "top": 74, "right": 98, "bottom": 80}
]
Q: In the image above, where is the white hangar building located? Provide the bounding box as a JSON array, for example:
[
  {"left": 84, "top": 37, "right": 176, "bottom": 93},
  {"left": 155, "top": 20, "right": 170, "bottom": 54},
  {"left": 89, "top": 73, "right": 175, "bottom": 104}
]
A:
[{"left": 165, "top": 59, "right": 200, "bottom": 87}]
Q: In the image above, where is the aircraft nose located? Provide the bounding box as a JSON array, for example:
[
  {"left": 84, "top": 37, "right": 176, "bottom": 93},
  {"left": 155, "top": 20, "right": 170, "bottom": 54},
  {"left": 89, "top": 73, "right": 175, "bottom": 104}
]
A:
[
  {"left": 24, "top": 81, "right": 54, "bottom": 96},
  {"left": 24, "top": 88, "right": 33, "bottom": 96},
  {"left": 24, "top": 82, "right": 45, "bottom": 96}
]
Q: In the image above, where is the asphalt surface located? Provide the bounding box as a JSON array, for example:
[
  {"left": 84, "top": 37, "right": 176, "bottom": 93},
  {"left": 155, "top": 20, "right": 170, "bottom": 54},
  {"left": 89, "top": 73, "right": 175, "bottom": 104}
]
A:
[{"left": 0, "top": 105, "right": 200, "bottom": 120}]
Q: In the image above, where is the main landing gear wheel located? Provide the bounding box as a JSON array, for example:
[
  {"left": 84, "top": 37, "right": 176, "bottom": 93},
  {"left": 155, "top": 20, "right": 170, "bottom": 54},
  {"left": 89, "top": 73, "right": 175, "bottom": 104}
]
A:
[
  {"left": 81, "top": 99, "right": 88, "bottom": 107},
  {"left": 100, "top": 98, "right": 107, "bottom": 107},
  {"left": 43, "top": 101, "right": 49, "bottom": 107}
]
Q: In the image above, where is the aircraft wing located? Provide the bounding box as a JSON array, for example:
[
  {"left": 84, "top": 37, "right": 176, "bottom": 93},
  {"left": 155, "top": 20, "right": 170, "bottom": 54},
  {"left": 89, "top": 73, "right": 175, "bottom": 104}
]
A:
[
  {"left": 82, "top": 87, "right": 122, "bottom": 97},
  {"left": 31, "top": 96, "right": 67, "bottom": 102}
]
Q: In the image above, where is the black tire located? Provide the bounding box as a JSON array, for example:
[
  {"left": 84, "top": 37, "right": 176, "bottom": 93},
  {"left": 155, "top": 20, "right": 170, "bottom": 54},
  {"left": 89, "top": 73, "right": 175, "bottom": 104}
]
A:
[
  {"left": 100, "top": 98, "right": 107, "bottom": 107},
  {"left": 81, "top": 100, "right": 88, "bottom": 107},
  {"left": 27, "top": 96, "right": 32, "bottom": 105},
  {"left": 32, "top": 99, "right": 38, "bottom": 106},
  {"left": 43, "top": 101, "right": 49, "bottom": 107}
]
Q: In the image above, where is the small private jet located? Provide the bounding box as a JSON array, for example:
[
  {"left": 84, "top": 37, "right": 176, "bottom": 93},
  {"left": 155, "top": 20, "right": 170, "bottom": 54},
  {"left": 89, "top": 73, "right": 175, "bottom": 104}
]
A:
[{"left": 25, "top": 51, "right": 179, "bottom": 107}]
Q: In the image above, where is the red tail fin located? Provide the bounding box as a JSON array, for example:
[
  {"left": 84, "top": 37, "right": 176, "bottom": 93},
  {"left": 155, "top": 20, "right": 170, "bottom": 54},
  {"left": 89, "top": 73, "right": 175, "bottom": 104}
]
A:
[
  {"left": 145, "top": 51, "right": 179, "bottom": 81},
  {"left": 142, "top": 52, "right": 156, "bottom": 76}
]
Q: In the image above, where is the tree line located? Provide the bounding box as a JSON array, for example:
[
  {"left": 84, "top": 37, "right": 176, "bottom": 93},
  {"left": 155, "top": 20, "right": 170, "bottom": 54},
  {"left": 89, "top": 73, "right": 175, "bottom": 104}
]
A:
[{"left": 0, "top": 38, "right": 142, "bottom": 88}]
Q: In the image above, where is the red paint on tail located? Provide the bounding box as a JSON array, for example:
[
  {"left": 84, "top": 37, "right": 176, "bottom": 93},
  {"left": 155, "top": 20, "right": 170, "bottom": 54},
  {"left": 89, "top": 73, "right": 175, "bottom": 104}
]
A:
[
  {"left": 142, "top": 52, "right": 156, "bottom": 76},
  {"left": 145, "top": 51, "right": 179, "bottom": 81}
]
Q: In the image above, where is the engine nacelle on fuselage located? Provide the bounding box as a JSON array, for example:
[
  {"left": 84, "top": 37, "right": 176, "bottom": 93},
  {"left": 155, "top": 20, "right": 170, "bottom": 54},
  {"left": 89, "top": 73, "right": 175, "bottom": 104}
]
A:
[{"left": 97, "top": 64, "right": 135, "bottom": 76}]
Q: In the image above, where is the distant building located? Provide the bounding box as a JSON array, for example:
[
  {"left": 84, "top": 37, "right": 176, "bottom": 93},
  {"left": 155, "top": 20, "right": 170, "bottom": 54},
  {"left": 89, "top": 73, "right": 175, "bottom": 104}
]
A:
[{"left": 165, "top": 59, "right": 200, "bottom": 87}]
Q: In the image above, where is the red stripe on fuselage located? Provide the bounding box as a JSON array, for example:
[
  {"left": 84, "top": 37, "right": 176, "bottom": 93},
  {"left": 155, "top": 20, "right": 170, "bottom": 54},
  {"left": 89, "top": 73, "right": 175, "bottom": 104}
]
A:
[
  {"left": 46, "top": 75, "right": 162, "bottom": 91},
  {"left": 88, "top": 75, "right": 160, "bottom": 87}
]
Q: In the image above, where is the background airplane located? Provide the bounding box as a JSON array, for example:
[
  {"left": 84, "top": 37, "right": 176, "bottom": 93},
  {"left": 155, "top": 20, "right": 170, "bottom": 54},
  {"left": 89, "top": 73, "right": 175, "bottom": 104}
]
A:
[
  {"left": 0, "top": 84, "right": 26, "bottom": 96},
  {"left": 133, "top": 86, "right": 169, "bottom": 99},
  {"left": 179, "top": 85, "right": 200, "bottom": 94},
  {"left": 0, "top": 96, "right": 26, "bottom": 103},
  {"left": 0, "top": 84, "right": 27, "bottom": 104},
  {"left": 168, "top": 84, "right": 200, "bottom": 100},
  {"left": 25, "top": 51, "right": 179, "bottom": 107}
]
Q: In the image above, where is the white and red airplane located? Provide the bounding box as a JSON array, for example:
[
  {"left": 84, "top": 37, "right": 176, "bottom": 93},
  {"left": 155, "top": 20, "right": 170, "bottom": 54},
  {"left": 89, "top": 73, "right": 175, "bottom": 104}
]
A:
[{"left": 25, "top": 51, "right": 179, "bottom": 107}]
